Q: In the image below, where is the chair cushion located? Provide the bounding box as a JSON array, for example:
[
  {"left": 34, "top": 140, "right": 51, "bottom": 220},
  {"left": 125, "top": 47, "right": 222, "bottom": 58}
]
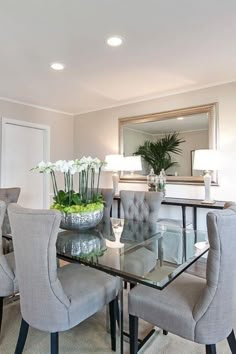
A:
[
  {"left": 58, "top": 263, "right": 119, "bottom": 329},
  {"left": 129, "top": 272, "right": 206, "bottom": 341}
]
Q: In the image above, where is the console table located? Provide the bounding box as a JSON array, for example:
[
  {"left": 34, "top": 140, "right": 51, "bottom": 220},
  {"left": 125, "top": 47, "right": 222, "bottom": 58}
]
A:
[{"left": 112, "top": 195, "right": 225, "bottom": 229}]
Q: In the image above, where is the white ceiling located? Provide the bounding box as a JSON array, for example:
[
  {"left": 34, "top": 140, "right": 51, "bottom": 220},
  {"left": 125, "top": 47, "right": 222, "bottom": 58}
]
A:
[
  {"left": 125, "top": 113, "right": 208, "bottom": 135},
  {"left": 0, "top": 0, "right": 236, "bottom": 115}
]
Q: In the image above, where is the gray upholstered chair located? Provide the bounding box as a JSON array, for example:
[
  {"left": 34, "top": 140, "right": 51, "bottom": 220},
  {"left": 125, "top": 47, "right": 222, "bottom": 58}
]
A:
[
  {"left": 87, "top": 188, "right": 114, "bottom": 218},
  {"left": 128, "top": 204, "right": 236, "bottom": 354},
  {"left": 0, "top": 187, "right": 20, "bottom": 237},
  {"left": 100, "top": 188, "right": 115, "bottom": 218},
  {"left": 0, "top": 200, "right": 18, "bottom": 334},
  {"left": 120, "top": 190, "right": 163, "bottom": 222},
  {"left": 8, "top": 204, "right": 119, "bottom": 354},
  {"left": 120, "top": 191, "right": 163, "bottom": 282}
]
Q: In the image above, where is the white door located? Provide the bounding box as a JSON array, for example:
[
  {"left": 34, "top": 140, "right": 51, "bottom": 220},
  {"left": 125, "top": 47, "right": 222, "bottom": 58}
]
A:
[{"left": 1, "top": 118, "right": 50, "bottom": 208}]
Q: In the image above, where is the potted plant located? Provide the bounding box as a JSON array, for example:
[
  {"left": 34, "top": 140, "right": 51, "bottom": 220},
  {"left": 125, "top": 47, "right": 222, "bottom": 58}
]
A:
[
  {"left": 32, "top": 157, "right": 106, "bottom": 230},
  {"left": 134, "top": 132, "right": 185, "bottom": 175}
]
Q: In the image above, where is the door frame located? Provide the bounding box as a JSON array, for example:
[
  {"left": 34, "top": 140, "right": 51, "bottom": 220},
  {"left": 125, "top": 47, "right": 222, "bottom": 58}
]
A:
[{"left": 1, "top": 117, "right": 50, "bottom": 208}]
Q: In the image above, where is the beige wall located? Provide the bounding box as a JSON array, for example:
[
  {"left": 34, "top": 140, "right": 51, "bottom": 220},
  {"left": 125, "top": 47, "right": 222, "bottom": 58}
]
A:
[
  {"left": 0, "top": 99, "right": 74, "bottom": 196},
  {"left": 0, "top": 100, "right": 74, "bottom": 161},
  {"left": 74, "top": 82, "right": 236, "bottom": 228}
]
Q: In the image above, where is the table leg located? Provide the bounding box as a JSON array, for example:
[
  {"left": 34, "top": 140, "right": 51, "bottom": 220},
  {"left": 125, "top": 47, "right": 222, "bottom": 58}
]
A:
[
  {"left": 117, "top": 200, "right": 121, "bottom": 219},
  {"left": 182, "top": 206, "right": 186, "bottom": 228},
  {"left": 158, "top": 237, "right": 163, "bottom": 267},
  {"left": 182, "top": 229, "right": 187, "bottom": 262},
  {"left": 116, "top": 277, "right": 124, "bottom": 354},
  {"left": 193, "top": 207, "right": 197, "bottom": 230}
]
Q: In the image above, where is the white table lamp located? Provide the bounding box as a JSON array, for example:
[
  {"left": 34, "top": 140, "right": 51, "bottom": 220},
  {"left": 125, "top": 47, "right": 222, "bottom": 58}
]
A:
[
  {"left": 104, "top": 154, "right": 124, "bottom": 195},
  {"left": 193, "top": 149, "right": 218, "bottom": 204},
  {"left": 123, "top": 155, "right": 142, "bottom": 175}
]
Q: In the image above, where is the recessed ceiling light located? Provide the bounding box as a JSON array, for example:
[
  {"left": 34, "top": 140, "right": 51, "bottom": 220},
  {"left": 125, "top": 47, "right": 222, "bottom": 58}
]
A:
[
  {"left": 177, "top": 117, "right": 184, "bottom": 120},
  {"left": 50, "top": 62, "right": 65, "bottom": 71},
  {"left": 107, "top": 36, "right": 123, "bottom": 47}
]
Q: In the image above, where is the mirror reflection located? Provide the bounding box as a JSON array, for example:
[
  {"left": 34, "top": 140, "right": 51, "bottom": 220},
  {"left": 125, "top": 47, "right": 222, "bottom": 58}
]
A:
[{"left": 119, "top": 104, "right": 217, "bottom": 184}]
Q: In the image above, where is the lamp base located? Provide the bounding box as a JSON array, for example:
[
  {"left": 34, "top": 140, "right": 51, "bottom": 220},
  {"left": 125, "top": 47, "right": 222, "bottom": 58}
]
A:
[
  {"left": 112, "top": 172, "right": 119, "bottom": 195},
  {"left": 201, "top": 200, "right": 215, "bottom": 205}
]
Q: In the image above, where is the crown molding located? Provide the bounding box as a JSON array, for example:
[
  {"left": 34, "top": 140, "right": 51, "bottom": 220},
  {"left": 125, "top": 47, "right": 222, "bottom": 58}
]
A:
[
  {"left": 1, "top": 79, "right": 236, "bottom": 117},
  {"left": 0, "top": 97, "right": 74, "bottom": 116},
  {"left": 74, "top": 79, "right": 236, "bottom": 116}
]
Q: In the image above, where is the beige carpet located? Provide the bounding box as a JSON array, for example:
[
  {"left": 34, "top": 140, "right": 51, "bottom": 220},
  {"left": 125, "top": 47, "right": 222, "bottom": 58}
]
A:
[{"left": 0, "top": 298, "right": 232, "bottom": 354}]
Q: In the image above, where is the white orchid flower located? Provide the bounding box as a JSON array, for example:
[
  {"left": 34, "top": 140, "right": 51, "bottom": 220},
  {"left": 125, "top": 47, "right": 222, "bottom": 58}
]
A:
[
  {"left": 55, "top": 160, "right": 69, "bottom": 173},
  {"left": 55, "top": 160, "right": 64, "bottom": 171},
  {"left": 90, "top": 158, "right": 102, "bottom": 172},
  {"left": 76, "top": 164, "right": 86, "bottom": 172},
  {"left": 33, "top": 156, "right": 104, "bottom": 209},
  {"left": 33, "top": 161, "right": 54, "bottom": 173},
  {"left": 79, "top": 156, "right": 90, "bottom": 170},
  {"left": 60, "top": 162, "right": 69, "bottom": 173},
  {"left": 67, "top": 160, "right": 77, "bottom": 175},
  {"left": 38, "top": 161, "right": 46, "bottom": 169},
  {"left": 86, "top": 156, "right": 93, "bottom": 164},
  {"left": 79, "top": 156, "right": 88, "bottom": 164},
  {"left": 44, "top": 162, "right": 55, "bottom": 173}
]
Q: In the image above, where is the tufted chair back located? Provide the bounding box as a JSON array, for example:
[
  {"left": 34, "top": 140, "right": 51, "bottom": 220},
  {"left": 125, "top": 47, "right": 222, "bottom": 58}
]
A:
[
  {"left": 0, "top": 188, "right": 20, "bottom": 236},
  {"left": 120, "top": 191, "right": 163, "bottom": 223}
]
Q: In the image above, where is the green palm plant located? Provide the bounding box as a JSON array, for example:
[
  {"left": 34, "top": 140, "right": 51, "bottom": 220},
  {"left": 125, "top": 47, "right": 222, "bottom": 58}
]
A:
[{"left": 134, "top": 132, "right": 185, "bottom": 175}]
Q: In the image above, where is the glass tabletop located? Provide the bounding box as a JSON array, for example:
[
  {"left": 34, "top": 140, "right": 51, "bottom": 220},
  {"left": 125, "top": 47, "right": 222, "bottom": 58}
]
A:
[{"left": 56, "top": 217, "right": 209, "bottom": 290}]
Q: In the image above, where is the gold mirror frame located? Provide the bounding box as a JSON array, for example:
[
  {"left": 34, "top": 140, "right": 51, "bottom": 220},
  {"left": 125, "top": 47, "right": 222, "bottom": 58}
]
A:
[{"left": 119, "top": 103, "right": 218, "bottom": 185}]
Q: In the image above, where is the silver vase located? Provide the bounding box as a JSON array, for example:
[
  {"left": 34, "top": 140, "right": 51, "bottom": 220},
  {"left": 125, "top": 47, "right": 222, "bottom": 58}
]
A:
[{"left": 60, "top": 209, "right": 104, "bottom": 230}]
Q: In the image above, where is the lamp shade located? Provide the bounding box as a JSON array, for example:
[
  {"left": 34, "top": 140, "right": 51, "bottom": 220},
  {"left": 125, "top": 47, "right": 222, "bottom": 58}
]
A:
[
  {"left": 123, "top": 155, "right": 142, "bottom": 172},
  {"left": 104, "top": 154, "right": 124, "bottom": 172},
  {"left": 193, "top": 149, "right": 218, "bottom": 171}
]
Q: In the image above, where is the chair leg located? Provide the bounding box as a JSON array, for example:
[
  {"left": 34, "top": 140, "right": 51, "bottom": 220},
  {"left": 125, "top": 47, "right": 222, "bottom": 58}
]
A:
[
  {"left": 129, "top": 314, "right": 139, "bottom": 354},
  {"left": 51, "top": 332, "right": 59, "bottom": 354},
  {"left": 163, "top": 329, "right": 168, "bottom": 335},
  {"left": 205, "top": 344, "right": 216, "bottom": 354},
  {"left": 15, "top": 318, "right": 29, "bottom": 354},
  {"left": 227, "top": 330, "right": 236, "bottom": 353},
  {"left": 116, "top": 297, "right": 120, "bottom": 328},
  {"left": 109, "top": 298, "right": 117, "bottom": 351},
  {"left": 0, "top": 297, "right": 3, "bottom": 335}
]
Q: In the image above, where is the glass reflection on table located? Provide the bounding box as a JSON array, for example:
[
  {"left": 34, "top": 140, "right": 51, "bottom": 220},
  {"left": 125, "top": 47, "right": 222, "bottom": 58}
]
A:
[{"left": 56, "top": 216, "right": 208, "bottom": 290}]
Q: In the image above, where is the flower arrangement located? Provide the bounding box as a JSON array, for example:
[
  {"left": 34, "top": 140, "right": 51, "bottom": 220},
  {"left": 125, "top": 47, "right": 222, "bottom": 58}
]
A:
[{"left": 32, "top": 157, "right": 106, "bottom": 213}]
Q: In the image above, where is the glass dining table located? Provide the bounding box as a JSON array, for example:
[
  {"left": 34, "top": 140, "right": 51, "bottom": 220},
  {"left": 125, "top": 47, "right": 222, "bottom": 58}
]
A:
[{"left": 56, "top": 216, "right": 209, "bottom": 354}]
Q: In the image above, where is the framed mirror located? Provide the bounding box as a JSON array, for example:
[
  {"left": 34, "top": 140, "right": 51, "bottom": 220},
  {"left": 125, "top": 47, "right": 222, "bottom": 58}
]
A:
[{"left": 119, "top": 103, "right": 218, "bottom": 185}]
